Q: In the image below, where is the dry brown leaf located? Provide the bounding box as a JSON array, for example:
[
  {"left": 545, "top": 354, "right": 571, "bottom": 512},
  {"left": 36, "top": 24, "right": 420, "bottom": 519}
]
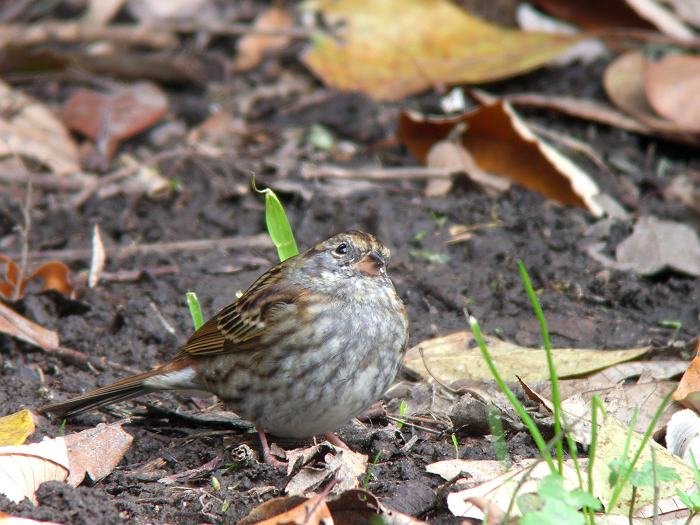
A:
[
  {"left": 327, "top": 489, "right": 429, "bottom": 525},
  {"left": 63, "top": 422, "right": 133, "bottom": 486},
  {"left": 444, "top": 459, "right": 582, "bottom": 519},
  {"left": 644, "top": 54, "right": 700, "bottom": 132},
  {"left": 426, "top": 140, "right": 510, "bottom": 196},
  {"left": 302, "top": 0, "right": 582, "bottom": 101},
  {"left": 0, "top": 437, "right": 70, "bottom": 504},
  {"left": 0, "top": 255, "right": 73, "bottom": 300},
  {"left": 0, "top": 301, "right": 59, "bottom": 351},
  {"left": 235, "top": 4, "right": 294, "bottom": 71},
  {"left": 603, "top": 51, "right": 680, "bottom": 132},
  {"left": 239, "top": 493, "right": 332, "bottom": 525},
  {"left": 285, "top": 443, "right": 367, "bottom": 497},
  {"left": 673, "top": 339, "right": 700, "bottom": 412},
  {"left": 615, "top": 215, "right": 700, "bottom": 276},
  {"left": 0, "top": 81, "right": 79, "bottom": 175},
  {"left": 404, "top": 331, "right": 648, "bottom": 383},
  {"left": 531, "top": 0, "right": 694, "bottom": 38},
  {"left": 399, "top": 102, "right": 606, "bottom": 216},
  {"left": 62, "top": 82, "right": 168, "bottom": 163},
  {"left": 0, "top": 410, "right": 35, "bottom": 447}
]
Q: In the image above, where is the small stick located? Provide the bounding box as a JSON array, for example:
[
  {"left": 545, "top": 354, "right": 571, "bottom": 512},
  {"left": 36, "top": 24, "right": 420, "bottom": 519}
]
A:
[
  {"left": 165, "top": 21, "right": 317, "bottom": 39},
  {"left": 11, "top": 234, "right": 272, "bottom": 262},
  {"left": 301, "top": 164, "right": 454, "bottom": 180}
]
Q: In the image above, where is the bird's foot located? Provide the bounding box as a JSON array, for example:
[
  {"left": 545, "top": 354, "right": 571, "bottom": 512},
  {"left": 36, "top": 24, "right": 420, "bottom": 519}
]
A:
[
  {"left": 323, "top": 432, "right": 349, "bottom": 449},
  {"left": 257, "top": 429, "right": 287, "bottom": 469}
]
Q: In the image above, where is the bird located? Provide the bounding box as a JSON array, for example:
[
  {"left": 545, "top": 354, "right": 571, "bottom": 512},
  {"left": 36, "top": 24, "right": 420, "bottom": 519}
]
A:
[{"left": 40, "top": 231, "right": 409, "bottom": 465}]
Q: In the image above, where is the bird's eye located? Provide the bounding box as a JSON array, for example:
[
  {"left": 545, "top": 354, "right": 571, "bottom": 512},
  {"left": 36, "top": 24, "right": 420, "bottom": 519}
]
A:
[{"left": 334, "top": 242, "right": 348, "bottom": 256}]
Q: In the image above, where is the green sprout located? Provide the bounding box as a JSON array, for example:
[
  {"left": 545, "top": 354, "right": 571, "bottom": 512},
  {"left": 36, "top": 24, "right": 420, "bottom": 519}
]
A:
[
  {"left": 253, "top": 180, "right": 299, "bottom": 262},
  {"left": 186, "top": 291, "right": 204, "bottom": 330}
]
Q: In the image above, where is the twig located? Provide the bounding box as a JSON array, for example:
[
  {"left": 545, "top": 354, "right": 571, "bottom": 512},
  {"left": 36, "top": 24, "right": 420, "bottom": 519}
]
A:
[
  {"left": 13, "top": 179, "right": 32, "bottom": 301},
  {"left": 11, "top": 234, "right": 272, "bottom": 262},
  {"left": 301, "top": 164, "right": 454, "bottom": 180},
  {"left": 0, "top": 22, "right": 177, "bottom": 49},
  {"left": 165, "top": 21, "right": 317, "bottom": 39}
]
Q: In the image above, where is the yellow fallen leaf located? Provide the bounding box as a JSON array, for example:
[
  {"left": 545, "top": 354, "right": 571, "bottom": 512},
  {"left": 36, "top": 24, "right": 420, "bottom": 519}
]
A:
[
  {"left": 302, "top": 0, "right": 582, "bottom": 101},
  {"left": 404, "top": 331, "right": 649, "bottom": 383},
  {"left": 0, "top": 410, "right": 35, "bottom": 447}
]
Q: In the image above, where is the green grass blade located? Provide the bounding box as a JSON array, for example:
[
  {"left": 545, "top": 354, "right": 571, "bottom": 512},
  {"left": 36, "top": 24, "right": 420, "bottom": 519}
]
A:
[
  {"left": 466, "top": 310, "right": 556, "bottom": 473},
  {"left": 186, "top": 291, "right": 204, "bottom": 329},
  {"left": 517, "top": 260, "right": 564, "bottom": 474},
  {"left": 253, "top": 180, "right": 298, "bottom": 262}
]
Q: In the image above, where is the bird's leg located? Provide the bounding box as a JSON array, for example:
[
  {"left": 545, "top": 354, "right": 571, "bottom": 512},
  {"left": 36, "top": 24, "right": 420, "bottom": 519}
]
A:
[
  {"left": 323, "top": 432, "right": 349, "bottom": 449},
  {"left": 257, "top": 429, "right": 286, "bottom": 468}
]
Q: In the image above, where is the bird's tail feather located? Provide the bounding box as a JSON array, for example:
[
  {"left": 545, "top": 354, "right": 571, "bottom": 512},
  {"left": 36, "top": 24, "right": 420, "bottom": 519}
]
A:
[{"left": 39, "top": 359, "right": 195, "bottom": 417}]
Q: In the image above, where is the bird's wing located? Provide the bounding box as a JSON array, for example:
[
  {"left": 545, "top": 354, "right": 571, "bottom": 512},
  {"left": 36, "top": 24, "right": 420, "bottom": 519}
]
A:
[{"left": 176, "top": 268, "right": 307, "bottom": 357}]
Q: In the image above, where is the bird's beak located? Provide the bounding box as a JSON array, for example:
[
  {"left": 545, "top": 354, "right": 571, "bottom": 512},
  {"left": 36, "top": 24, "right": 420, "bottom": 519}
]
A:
[{"left": 355, "top": 251, "right": 385, "bottom": 276}]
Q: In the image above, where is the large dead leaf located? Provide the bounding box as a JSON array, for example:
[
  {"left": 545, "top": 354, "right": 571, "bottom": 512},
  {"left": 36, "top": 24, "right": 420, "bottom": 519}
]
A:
[
  {"left": 644, "top": 54, "right": 700, "bottom": 132},
  {"left": 235, "top": 4, "right": 294, "bottom": 71},
  {"left": 0, "top": 410, "right": 35, "bottom": 447},
  {"left": 405, "top": 331, "right": 647, "bottom": 383},
  {"left": 0, "top": 81, "right": 79, "bottom": 175},
  {"left": 0, "top": 301, "right": 59, "bottom": 351},
  {"left": 302, "top": 0, "right": 582, "bottom": 101},
  {"left": 399, "top": 102, "right": 608, "bottom": 216},
  {"left": 62, "top": 82, "right": 168, "bottom": 163}
]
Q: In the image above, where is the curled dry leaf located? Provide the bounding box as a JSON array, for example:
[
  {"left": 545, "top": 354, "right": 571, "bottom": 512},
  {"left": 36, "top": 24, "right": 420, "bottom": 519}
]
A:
[
  {"left": 0, "top": 410, "right": 35, "bottom": 447},
  {"left": 404, "top": 330, "right": 648, "bottom": 383},
  {"left": 235, "top": 4, "right": 294, "bottom": 71},
  {"left": 62, "top": 82, "right": 168, "bottom": 163},
  {"left": 0, "top": 437, "right": 69, "bottom": 504},
  {"left": 398, "top": 102, "right": 607, "bottom": 216},
  {"left": 673, "top": 339, "right": 700, "bottom": 412},
  {"left": 0, "top": 255, "right": 73, "bottom": 300},
  {"left": 302, "top": 0, "right": 582, "bottom": 101},
  {"left": 0, "top": 81, "right": 79, "bottom": 175},
  {"left": 285, "top": 442, "right": 367, "bottom": 496},
  {"left": 667, "top": 409, "right": 700, "bottom": 465},
  {"left": 238, "top": 492, "right": 332, "bottom": 525},
  {"left": 88, "top": 224, "right": 106, "bottom": 289},
  {"left": 531, "top": 0, "right": 693, "bottom": 38},
  {"left": 0, "top": 301, "right": 59, "bottom": 351},
  {"left": 644, "top": 54, "right": 700, "bottom": 132},
  {"left": 445, "top": 459, "right": 582, "bottom": 519}
]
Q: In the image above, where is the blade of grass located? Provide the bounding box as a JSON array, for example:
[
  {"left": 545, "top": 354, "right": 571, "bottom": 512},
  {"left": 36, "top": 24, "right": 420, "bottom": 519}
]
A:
[
  {"left": 252, "top": 179, "right": 298, "bottom": 262},
  {"left": 186, "top": 291, "right": 204, "bottom": 330},
  {"left": 466, "top": 310, "right": 555, "bottom": 473},
  {"left": 517, "top": 260, "right": 564, "bottom": 474},
  {"left": 606, "top": 390, "right": 674, "bottom": 514}
]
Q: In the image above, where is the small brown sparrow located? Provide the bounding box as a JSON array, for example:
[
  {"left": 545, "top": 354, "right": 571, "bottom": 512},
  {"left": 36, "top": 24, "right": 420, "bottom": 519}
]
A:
[{"left": 40, "top": 231, "right": 409, "bottom": 464}]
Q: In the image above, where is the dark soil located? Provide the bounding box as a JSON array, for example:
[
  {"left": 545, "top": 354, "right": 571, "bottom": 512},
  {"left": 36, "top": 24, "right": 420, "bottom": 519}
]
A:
[{"left": 1, "top": 15, "right": 699, "bottom": 525}]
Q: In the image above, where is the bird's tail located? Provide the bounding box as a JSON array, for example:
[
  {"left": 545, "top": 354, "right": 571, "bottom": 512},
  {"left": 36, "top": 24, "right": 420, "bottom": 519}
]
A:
[{"left": 39, "top": 359, "right": 197, "bottom": 417}]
